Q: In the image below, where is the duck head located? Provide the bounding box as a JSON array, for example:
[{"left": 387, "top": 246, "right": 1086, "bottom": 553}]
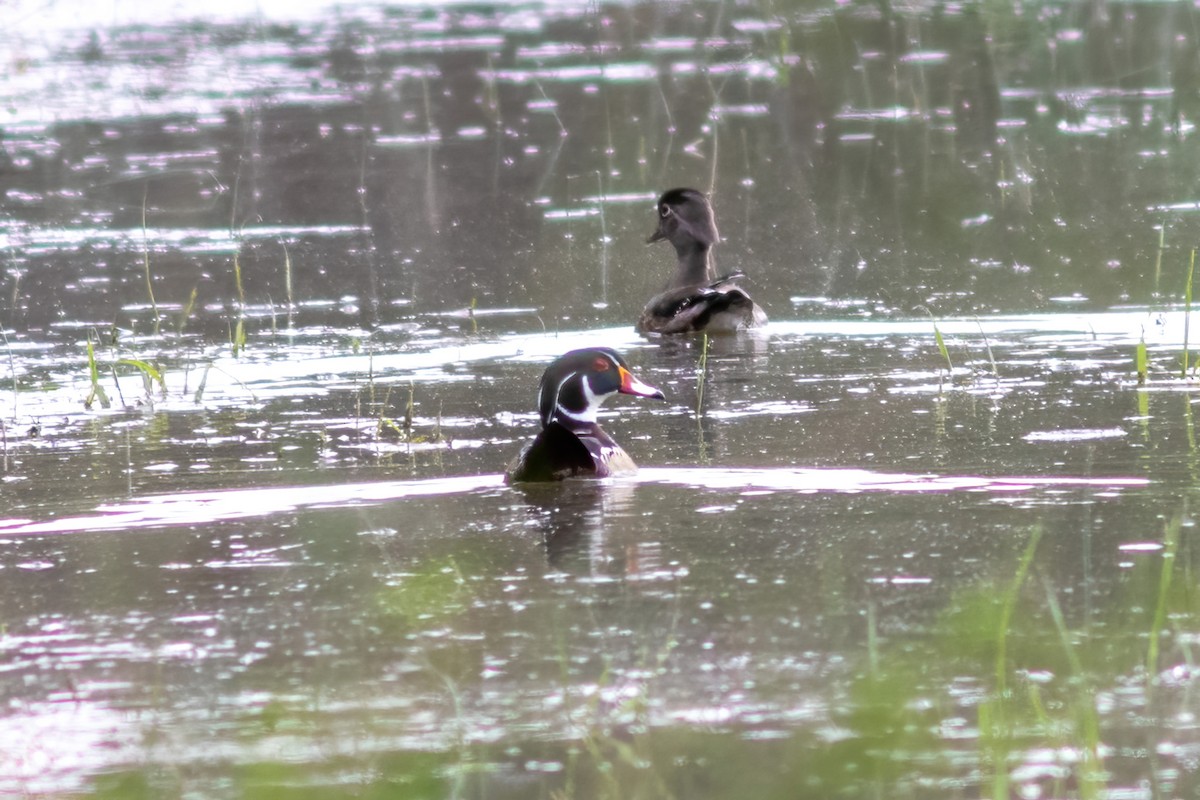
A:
[
  {"left": 536, "top": 348, "right": 664, "bottom": 429},
  {"left": 646, "top": 188, "right": 719, "bottom": 250}
]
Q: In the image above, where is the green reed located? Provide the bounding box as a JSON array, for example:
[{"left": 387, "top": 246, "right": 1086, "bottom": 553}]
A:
[
  {"left": 1183, "top": 248, "right": 1195, "bottom": 378},
  {"left": 980, "top": 525, "right": 1041, "bottom": 800},
  {"left": 232, "top": 250, "right": 247, "bottom": 356},
  {"left": 1146, "top": 507, "right": 1183, "bottom": 684},
  {"left": 1136, "top": 335, "right": 1148, "bottom": 386},
  {"left": 1153, "top": 223, "right": 1165, "bottom": 295},
  {"left": 933, "top": 320, "right": 953, "bottom": 373},
  {"left": 141, "top": 187, "right": 161, "bottom": 338},
  {"left": 177, "top": 286, "right": 198, "bottom": 336},
  {"left": 84, "top": 336, "right": 110, "bottom": 410},
  {"left": 1041, "top": 576, "right": 1103, "bottom": 800}
]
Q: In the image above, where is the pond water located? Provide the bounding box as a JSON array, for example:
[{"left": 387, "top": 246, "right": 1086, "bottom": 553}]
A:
[{"left": 4, "top": 0, "right": 1200, "bottom": 797}]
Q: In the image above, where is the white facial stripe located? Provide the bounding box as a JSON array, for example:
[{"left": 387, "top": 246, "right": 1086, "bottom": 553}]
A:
[{"left": 552, "top": 370, "right": 603, "bottom": 425}]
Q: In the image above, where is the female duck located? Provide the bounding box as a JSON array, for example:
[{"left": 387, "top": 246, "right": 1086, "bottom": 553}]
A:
[
  {"left": 638, "top": 188, "right": 768, "bottom": 334},
  {"left": 505, "top": 348, "right": 664, "bottom": 483}
]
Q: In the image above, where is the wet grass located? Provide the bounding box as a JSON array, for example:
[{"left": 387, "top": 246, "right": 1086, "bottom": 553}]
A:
[
  {"left": 141, "top": 188, "right": 161, "bottom": 338},
  {"left": 84, "top": 335, "right": 110, "bottom": 410},
  {"left": 232, "top": 250, "right": 247, "bottom": 357},
  {"left": 1136, "top": 335, "right": 1148, "bottom": 385},
  {"left": 1182, "top": 248, "right": 1194, "bottom": 378}
]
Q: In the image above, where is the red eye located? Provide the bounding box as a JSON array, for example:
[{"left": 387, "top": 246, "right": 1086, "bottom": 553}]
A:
[{"left": 592, "top": 357, "right": 611, "bottom": 371}]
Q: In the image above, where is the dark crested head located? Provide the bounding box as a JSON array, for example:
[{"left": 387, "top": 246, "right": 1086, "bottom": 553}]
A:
[
  {"left": 647, "top": 187, "right": 719, "bottom": 248},
  {"left": 536, "top": 347, "right": 664, "bottom": 428}
]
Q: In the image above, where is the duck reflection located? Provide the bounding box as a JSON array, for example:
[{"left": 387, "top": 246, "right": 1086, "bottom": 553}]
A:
[
  {"left": 644, "top": 332, "right": 770, "bottom": 464},
  {"left": 512, "top": 481, "right": 661, "bottom": 577}
]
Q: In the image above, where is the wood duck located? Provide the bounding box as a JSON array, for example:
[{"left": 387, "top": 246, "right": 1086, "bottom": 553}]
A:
[
  {"left": 637, "top": 188, "right": 768, "bottom": 335},
  {"left": 504, "top": 348, "right": 665, "bottom": 483}
]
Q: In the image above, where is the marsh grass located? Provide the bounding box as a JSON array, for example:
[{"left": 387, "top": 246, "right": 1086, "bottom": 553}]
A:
[
  {"left": 118, "top": 358, "right": 166, "bottom": 399},
  {"left": 696, "top": 333, "right": 710, "bottom": 464},
  {"left": 83, "top": 325, "right": 168, "bottom": 411},
  {"left": 1146, "top": 507, "right": 1183, "bottom": 683},
  {"left": 918, "top": 307, "right": 954, "bottom": 373},
  {"left": 192, "top": 363, "right": 211, "bottom": 404},
  {"left": 979, "top": 525, "right": 1041, "bottom": 800},
  {"left": 975, "top": 318, "right": 998, "bottom": 378},
  {"left": 141, "top": 188, "right": 161, "bottom": 338},
  {"left": 1154, "top": 223, "right": 1165, "bottom": 294},
  {"left": 283, "top": 241, "right": 294, "bottom": 328},
  {"left": 595, "top": 170, "right": 609, "bottom": 307},
  {"left": 177, "top": 286, "right": 198, "bottom": 336},
  {"left": 1, "top": 327, "right": 16, "bottom": 419},
  {"left": 553, "top": 597, "right": 682, "bottom": 800},
  {"left": 84, "top": 336, "right": 111, "bottom": 410},
  {"left": 1041, "top": 577, "right": 1104, "bottom": 800},
  {"left": 933, "top": 320, "right": 953, "bottom": 372},
  {"left": 695, "top": 333, "right": 710, "bottom": 416},
  {"left": 1183, "top": 248, "right": 1194, "bottom": 378},
  {"left": 372, "top": 380, "right": 436, "bottom": 446},
  {"left": 1136, "top": 335, "right": 1148, "bottom": 386},
  {"left": 232, "top": 250, "right": 247, "bottom": 357}
]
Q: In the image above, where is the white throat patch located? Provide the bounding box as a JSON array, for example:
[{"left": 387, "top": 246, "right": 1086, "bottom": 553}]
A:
[{"left": 553, "top": 371, "right": 605, "bottom": 425}]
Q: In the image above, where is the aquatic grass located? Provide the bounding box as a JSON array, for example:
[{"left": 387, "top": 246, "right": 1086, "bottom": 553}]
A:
[
  {"left": 232, "top": 250, "right": 247, "bottom": 357},
  {"left": 374, "top": 381, "right": 433, "bottom": 445},
  {"left": 917, "top": 307, "right": 954, "bottom": 373},
  {"left": 192, "top": 363, "right": 210, "bottom": 404},
  {"left": 84, "top": 336, "right": 111, "bottom": 410},
  {"left": 117, "top": 358, "right": 166, "bottom": 399},
  {"left": 403, "top": 380, "right": 415, "bottom": 441},
  {"left": 1136, "top": 334, "right": 1148, "bottom": 386},
  {"left": 1183, "top": 248, "right": 1194, "bottom": 379},
  {"left": 933, "top": 320, "right": 953, "bottom": 373},
  {"left": 553, "top": 588, "right": 683, "bottom": 800},
  {"left": 1, "top": 327, "right": 16, "bottom": 419},
  {"left": 975, "top": 318, "right": 998, "bottom": 378},
  {"left": 595, "top": 171, "right": 609, "bottom": 307},
  {"left": 979, "top": 525, "right": 1041, "bottom": 800},
  {"left": 283, "top": 241, "right": 294, "bottom": 327},
  {"left": 1154, "top": 223, "right": 1165, "bottom": 295},
  {"left": 1146, "top": 507, "right": 1183, "bottom": 685},
  {"left": 176, "top": 286, "right": 198, "bottom": 336},
  {"left": 141, "top": 188, "right": 161, "bottom": 338},
  {"left": 1041, "top": 576, "right": 1104, "bottom": 800},
  {"left": 696, "top": 334, "right": 710, "bottom": 464}
]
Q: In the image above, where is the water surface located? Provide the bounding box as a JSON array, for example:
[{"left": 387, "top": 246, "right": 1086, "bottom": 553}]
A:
[{"left": 3, "top": 1, "right": 1200, "bottom": 797}]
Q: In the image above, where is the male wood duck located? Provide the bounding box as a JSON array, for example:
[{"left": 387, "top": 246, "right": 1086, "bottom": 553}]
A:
[
  {"left": 504, "top": 348, "right": 665, "bottom": 483},
  {"left": 637, "top": 187, "right": 768, "bottom": 334}
]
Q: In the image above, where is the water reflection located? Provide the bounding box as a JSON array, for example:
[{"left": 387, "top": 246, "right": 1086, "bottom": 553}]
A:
[{"left": 511, "top": 480, "right": 638, "bottom": 570}]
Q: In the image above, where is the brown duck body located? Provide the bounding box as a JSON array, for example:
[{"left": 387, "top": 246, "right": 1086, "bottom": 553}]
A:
[
  {"left": 637, "top": 188, "right": 767, "bottom": 335},
  {"left": 638, "top": 272, "right": 768, "bottom": 334},
  {"left": 504, "top": 348, "right": 663, "bottom": 484}
]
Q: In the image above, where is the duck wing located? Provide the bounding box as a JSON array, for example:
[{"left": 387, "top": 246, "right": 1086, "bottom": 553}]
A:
[
  {"left": 638, "top": 273, "right": 764, "bottom": 334},
  {"left": 505, "top": 422, "right": 637, "bottom": 482}
]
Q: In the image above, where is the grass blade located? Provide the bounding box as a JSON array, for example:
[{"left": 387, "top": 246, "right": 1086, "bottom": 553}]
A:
[{"left": 1183, "top": 248, "right": 1194, "bottom": 379}]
